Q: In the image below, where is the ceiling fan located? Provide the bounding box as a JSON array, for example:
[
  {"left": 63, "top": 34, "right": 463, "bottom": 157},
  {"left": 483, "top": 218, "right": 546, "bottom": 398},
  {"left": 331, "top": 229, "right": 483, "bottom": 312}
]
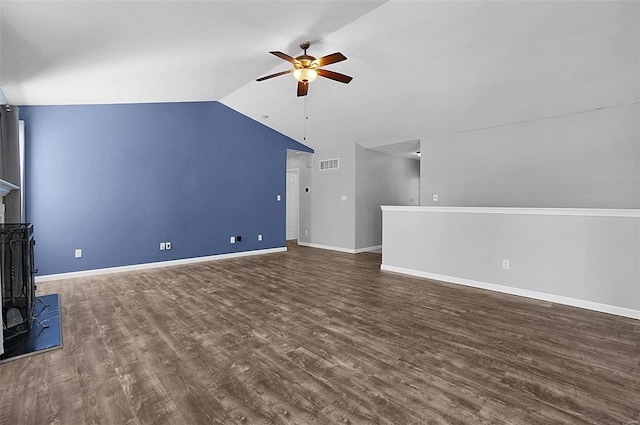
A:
[{"left": 256, "top": 42, "right": 353, "bottom": 97}]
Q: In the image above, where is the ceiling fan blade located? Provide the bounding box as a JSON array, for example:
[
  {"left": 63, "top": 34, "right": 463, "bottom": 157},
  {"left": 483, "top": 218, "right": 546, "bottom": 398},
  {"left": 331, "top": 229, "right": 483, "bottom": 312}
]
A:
[
  {"left": 256, "top": 69, "right": 293, "bottom": 82},
  {"left": 297, "top": 81, "right": 309, "bottom": 97},
  {"left": 270, "top": 51, "right": 298, "bottom": 64},
  {"left": 316, "top": 52, "right": 347, "bottom": 67},
  {"left": 317, "top": 69, "right": 353, "bottom": 84}
]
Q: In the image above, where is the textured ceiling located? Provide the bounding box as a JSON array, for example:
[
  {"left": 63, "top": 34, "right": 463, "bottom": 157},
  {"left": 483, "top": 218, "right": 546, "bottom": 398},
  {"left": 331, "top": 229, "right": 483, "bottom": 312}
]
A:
[{"left": 1, "top": 1, "right": 638, "bottom": 152}]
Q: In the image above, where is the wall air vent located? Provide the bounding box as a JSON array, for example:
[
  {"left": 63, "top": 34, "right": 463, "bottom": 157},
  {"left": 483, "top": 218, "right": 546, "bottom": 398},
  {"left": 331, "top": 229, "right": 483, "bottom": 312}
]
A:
[{"left": 319, "top": 158, "right": 339, "bottom": 171}]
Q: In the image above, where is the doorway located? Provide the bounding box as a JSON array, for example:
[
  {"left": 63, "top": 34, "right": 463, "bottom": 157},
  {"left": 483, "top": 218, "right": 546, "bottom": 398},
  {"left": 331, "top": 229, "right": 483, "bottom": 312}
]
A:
[{"left": 286, "top": 168, "right": 299, "bottom": 241}]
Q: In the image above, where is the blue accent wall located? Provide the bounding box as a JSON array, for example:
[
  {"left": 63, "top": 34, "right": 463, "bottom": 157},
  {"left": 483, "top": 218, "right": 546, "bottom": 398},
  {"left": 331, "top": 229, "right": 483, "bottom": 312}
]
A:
[{"left": 19, "top": 101, "right": 312, "bottom": 275}]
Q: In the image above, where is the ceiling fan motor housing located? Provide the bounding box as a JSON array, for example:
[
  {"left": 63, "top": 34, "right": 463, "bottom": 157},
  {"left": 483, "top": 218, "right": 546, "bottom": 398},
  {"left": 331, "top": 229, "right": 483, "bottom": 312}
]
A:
[{"left": 294, "top": 55, "right": 318, "bottom": 70}]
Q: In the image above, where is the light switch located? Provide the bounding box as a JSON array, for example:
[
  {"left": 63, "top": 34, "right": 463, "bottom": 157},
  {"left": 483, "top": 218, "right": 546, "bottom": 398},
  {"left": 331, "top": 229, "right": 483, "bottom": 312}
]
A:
[
  {"left": 75, "top": 249, "right": 82, "bottom": 258},
  {"left": 341, "top": 195, "right": 348, "bottom": 201}
]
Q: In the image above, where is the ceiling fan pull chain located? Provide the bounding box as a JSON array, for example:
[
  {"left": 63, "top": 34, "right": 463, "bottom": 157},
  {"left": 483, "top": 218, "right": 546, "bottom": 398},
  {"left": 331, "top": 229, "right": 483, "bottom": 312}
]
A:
[{"left": 303, "top": 96, "right": 309, "bottom": 141}]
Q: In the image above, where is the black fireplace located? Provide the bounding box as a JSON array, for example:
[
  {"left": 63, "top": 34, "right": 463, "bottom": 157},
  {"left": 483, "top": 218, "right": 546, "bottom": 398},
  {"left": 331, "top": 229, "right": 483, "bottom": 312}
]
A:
[{"left": 1, "top": 223, "right": 36, "bottom": 341}]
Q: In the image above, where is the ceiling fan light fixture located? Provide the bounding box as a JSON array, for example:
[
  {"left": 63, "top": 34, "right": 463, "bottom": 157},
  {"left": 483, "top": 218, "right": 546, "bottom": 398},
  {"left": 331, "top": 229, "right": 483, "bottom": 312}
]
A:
[{"left": 293, "top": 68, "right": 318, "bottom": 83}]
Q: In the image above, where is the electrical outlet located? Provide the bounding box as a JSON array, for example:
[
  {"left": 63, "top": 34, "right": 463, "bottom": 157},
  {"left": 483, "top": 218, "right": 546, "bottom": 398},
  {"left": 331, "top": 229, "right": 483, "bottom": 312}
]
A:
[
  {"left": 75, "top": 249, "right": 82, "bottom": 258},
  {"left": 502, "top": 259, "right": 510, "bottom": 270},
  {"left": 166, "top": 242, "right": 171, "bottom": 250},
  {"left": 230, "top": 236, "right": 236, "bottom": 244},
  {"left": 276, "top": 194, "right": 281, "bottom": 201},
  {"left": 160, "top": 242, "right": 165, "bottom": 250},
  {"left": 258, "top": 234, "right": 263, "bottom": 241}
]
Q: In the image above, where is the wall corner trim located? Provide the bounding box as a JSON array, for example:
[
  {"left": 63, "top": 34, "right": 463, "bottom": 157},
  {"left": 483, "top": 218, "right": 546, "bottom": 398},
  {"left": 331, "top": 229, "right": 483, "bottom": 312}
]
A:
[
  {"left": 380, "top": 264, "right": 640, "bottom": 321},
  {"left": 35, "top": 247, "right": 287, "bottom": 282}
]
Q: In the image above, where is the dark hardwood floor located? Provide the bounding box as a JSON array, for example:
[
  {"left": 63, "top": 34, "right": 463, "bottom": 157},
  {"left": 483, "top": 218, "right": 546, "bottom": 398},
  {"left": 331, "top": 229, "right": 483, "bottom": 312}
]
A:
[{"left": 1, "top": 242, "right": 638, "bottom": 424}]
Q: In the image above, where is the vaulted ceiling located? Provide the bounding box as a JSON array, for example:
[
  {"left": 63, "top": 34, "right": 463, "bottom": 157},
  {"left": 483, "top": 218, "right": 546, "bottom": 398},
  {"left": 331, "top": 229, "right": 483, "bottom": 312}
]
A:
[{"left": 1, "top": 1, "right": 638, "bottom": 152}]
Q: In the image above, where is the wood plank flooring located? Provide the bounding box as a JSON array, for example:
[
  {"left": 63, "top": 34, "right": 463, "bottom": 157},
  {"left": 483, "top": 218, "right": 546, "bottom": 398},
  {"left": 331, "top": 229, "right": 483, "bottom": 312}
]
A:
[{"left": 1, "top": 242, "right": 638, "bottom": 424}]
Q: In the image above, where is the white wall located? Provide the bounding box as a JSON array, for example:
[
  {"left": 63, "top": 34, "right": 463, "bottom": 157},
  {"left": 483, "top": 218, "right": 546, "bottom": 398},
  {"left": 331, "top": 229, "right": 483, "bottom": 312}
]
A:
[
  {"left": 355, "top": 145, "right": 419, "bottom": 250},
  {"left": 297, "top": 143, "right": 420, "bottom": 253},
  {"left": 303, "top": 143, "right": 357, "bottom": 251},
  {"left": 0, "top": 3, "right": 7, "bottom": 105},
  {"left": 420, "top": 104, "right": 640, "bottom": 208},
  {"left": 0, "top": 3, "right": 6, "bottom": 105},
  {"left": 382, "top": 207, "right": 640, "bottom": 319}
]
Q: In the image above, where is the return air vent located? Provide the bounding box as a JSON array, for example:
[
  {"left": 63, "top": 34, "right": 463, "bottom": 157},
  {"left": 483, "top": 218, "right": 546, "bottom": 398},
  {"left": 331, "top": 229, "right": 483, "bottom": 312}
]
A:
[{"left": 319, "top": 158, "right": 339, "bottom": 171}]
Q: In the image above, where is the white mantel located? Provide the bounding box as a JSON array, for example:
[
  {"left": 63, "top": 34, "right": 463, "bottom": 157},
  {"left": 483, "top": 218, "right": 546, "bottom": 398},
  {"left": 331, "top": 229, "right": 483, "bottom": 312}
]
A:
[{"left": 0, "top": 178, "right": 19, "bottom": 198}]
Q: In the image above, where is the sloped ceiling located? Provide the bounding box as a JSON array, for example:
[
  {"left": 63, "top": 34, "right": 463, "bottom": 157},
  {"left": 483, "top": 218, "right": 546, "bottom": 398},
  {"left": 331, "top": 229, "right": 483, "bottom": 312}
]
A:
[{"left": 1, "top": 1, "right": 638, "bottom": 152}]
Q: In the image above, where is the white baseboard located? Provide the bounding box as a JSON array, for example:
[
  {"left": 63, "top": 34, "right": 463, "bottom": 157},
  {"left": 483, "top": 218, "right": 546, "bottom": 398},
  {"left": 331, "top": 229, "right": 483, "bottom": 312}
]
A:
[
  {"left": 380, "top": 264, "right": 640, "bottom": 320},
  {"left": 355, "top": 245, "right": 382, "bottom": 253},
  {"left": 298, "top": 242, "right": 354, "bottom": 253},
  {"left": 35, "top": 247, "right": 287, "bottom": 282},
  {"left": 298, "top": 242, "right": 382, "bottom": 254}
]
